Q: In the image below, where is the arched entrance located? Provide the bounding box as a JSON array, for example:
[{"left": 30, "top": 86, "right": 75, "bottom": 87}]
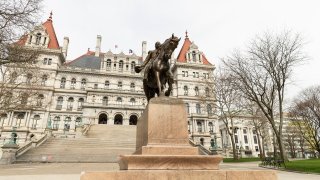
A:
[
  {"left": 114, "top": 114, "right": 123, "bottom": 125},
  {"left": 98, "top": 113, "right": 108, "bottom": 124},
  {"left": 129, "top": 115, "right": 138, "bottom": 125}
]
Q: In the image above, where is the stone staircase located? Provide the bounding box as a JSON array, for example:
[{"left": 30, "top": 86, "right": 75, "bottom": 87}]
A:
[{"left": 16, "top": 125, "right": 137, "bottom": 163}]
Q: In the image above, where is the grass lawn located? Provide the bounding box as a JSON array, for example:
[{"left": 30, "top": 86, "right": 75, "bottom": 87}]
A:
[
  {"left": 285, "top": 159, "right": 320, "bottom": 174},
  {"left": 223, "top": 157, "right": 261, "bottom": 163}
]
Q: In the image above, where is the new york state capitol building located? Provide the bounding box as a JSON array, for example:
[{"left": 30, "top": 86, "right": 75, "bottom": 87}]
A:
[{"left": 0, "top": 15, "right": 221, "bottom": 150}]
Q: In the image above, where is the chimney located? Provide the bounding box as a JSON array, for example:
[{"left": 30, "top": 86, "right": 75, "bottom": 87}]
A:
[
  {"left": 62, "top": 37, "right": 69, "bottom": 58},
  {"left": 95, "top": 35, "right": 102, "bottom": 57},
  {"left": 142, "top": 41, "right": 147, "bottom": 61}
]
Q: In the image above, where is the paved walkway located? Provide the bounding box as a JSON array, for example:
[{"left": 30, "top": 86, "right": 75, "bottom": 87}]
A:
[{"left": 0, "top": 162, "right": 319, "bottom": 180}]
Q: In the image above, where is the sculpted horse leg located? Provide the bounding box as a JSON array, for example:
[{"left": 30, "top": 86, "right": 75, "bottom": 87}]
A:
[{"left": 154, "top": 71, "right": 164, "bottom": 96}]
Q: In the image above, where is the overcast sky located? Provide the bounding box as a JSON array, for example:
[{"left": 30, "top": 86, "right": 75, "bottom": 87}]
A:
[{"left": 42, "top": 0, "right": 320, "bottom": 103}]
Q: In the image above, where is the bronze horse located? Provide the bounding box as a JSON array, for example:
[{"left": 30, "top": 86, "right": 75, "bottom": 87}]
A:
[{"left": 135, "top": 34, "right": 180, "bottom": 101}]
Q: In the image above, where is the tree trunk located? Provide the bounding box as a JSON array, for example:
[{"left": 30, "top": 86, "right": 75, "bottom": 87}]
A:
[
  {"left": 229, "top": 133, "right": 238, "bottom": 160},
  {"left": 256, "top": 132, "right": 264, "bottom": 159},
  {"left": 276, "top": 133, "right": 287, "bottom": 161}
]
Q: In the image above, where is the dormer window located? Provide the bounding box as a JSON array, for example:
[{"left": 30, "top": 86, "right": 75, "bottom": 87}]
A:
[
  {"left": 29, "top": 36, "right": 33, "bottom": 44},
  {"left": 35, "top": 33, "right": 41, "bottom": 45},
  {"left": 192, "top": 51, "right": 196, "bottom": 62}
]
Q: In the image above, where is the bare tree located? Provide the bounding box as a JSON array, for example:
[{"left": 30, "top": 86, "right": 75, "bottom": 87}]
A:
[
  {"left": 214, "top": 69, "right": 244, "bottom": 160},
  {"left": 0, "top": 0, "right": 43, "bottom": 64},
  {"left": 289, "top": 86, "right": 320, "bottom": 157},
  {"left": 223, "top": 31, "right": 306, "bottom": 161}
]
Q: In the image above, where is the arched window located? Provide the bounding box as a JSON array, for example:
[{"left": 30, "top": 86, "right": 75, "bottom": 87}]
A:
[
  {"left": 184, "top": 86, "right": 188, "bottom": 95},
  {"left": 81, "top": 79, "right": 86, "bottom": 89},
  {"left": 130, "top": 83, "right": 135, "bottom": 91},
  {"left": 32, "top": 115, "right": 40, "bottom": 129},
  {"left": 195, "top": 86, "right": 199, "bottom": 96},
  {"left": 130, "top": 98, "right": 136, "bottom": 105},
  {"left": 28, "top": 35, "right": 33, "bottom": 44},
  {"left": 56, "top": 96, "right": 63, "bottom": 110},
  {"left": 37, "top": 94, "right": 44, "bottom": 106},
  {"left": 104, "top": 81, "right": 109, "bottom": 89},
  {"left": 35, "top": 33, "right": 41, "bottom": 45},
  {"left": 129, "top": 115, "right": 138, "bottom": 125},
  {"left": 118, "top": 81, "right": 122, "bottom": 89},
  {"left": 116, "top": 97, "right": 122, "bottom": 104},
  {"left": 119, "top": 60, "right": 123, "bottom": 71},
  {"left": 41, "top": 75, "right": 47, "bottom": 86},
  {"left": 75, "top": 117, "right": 82, "bottom": 127},
  {"left": 60, "top": 77, "right": 66, "bottom": 88},
  {"left": 196, "top": 104, "right": 201, "bottom": 114},
  {"left": 53, "top": 116, "right": 60, "bottom": 130},
  {"left": 207, "top": 104, "right": 212, "bottom": 115},
  {"left": 208, "top": 122, "right": 214, "bottom": 133},
  {"left": 205, "top": 87, "right": 210, "bottom": 97},
  {"left": 64, "top": 116, "right": 71, "bottom": 131},
  {"left": 26, "top": 73, "right": 32, "bottom": 84},
  {"left": 106, "top": 59, "right": 111, "bottom": 69},
  {"left": 102, "top": 96, "right": 108, "bottom": 105},
  {"left": 114, "top": 114, "right": 123, "bottom": 125},
  {"left": 67, "top": 97, "right": 74, "bottom": 110},
  {"left": 131, "top": 61, "right": 135, "bottom": 72},
  {"left": 17, "top": 113, "right": 24, "bottom": 127},
  {"left": 70, "top": 78, "right": 76, "bottom": 89},
  {"left": 78, "top": 98, "right": 84, "bottom": 110},
  {"left": 185, "top": 103, "right": 190, "bottom": 114}
]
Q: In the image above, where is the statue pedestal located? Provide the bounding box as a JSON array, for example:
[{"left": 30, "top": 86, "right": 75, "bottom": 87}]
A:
[
  {"left": 0, "top": 143, "right": 19, "bottom": 165},
  {"left": 81, "top": 97, "right": 277, "bottom": 180}
]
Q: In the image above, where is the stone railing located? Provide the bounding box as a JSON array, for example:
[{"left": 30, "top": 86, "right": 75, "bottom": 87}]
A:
[
  {"left": 188, "top": 139, "right": 213, "bottom": 155},
  {"left": 81, "top": 121, "right": 93, "bottom": 136},
  {"left": 16, "top": 133, "right": 48, "bottom": 157}
]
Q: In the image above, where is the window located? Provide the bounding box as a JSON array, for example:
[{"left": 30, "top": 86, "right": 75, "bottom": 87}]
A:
[
  {"left": 78, "top": 98, "right": 84, "bottom": 110},
  {"left": 131, "top": 61, "right": 135, "bottom": 72},
  {"left": 182, "top": 71, "right": 185, "bottom": 77},
  {"left": 35, "top": 33, "right": 41, "bottom": 45},
  {"left": 37, "top": 94, "right": 44, "bottom": 106},
  {"left": 102, "top": 96, "right": 108, "bottom": 105},
  {"left": 196, "top": 104, "right": 201, "bottom": 114},
  {"left": 21, "top": 93, "right": 28, "bottom": 105},
  {"left": 64, "top": 117, "right": 71, "bottom": 131},
  {"left": 208, "top": 122, "right": 214, "bottom": 133},
  {"left": 119, "top": 60, "right": 123, "bottom": 71},
  {"left": 130, "top": 98, "right": 136, "bottom": 105},
  {"left": 105, "top": 81, "right": 110, "bottom": 89},
  {"left": 41, "top": 75, "right": 47, "bottom": 86},
  {"left": 75, "top": 117, "right": 82, "bottom": 127},
  {"left": 118, "top": 81, "right": 122, "bottom": 89},
  {"left": 113, "top": 63, "right": 116, "bottom": 70},
  {"left": 60, "top": 77, "right": 66, "bottom": 88},
  {"left": 67, "top": 97, "right": 74, "bottom": 110},
  {"left": 32, "top": 115, "right": 40, "bottom": 129},
  {"left": 243, "top": 129, "right": 247, "bottom": 134},
  {"left": 197, "top": 121, "right": 203, "bottom": 133},
  {"left": 43, "top": 58, "right": 48, "bottom": 65},
  {"left": 94, "top": 84, "right": 98, "bottom": 89},
  {"left": 184, "top": 86, "right": 188, "bottom": 95},
  {"left": 81, "top": 79, "right": 86, "bottom": 89},
  {"left": 29, "top": 35, "right": 32, "bottom": 44},
  {"left": 205, "top": 87, "right": 210, "bottom": 97},
  {"left": 53, "top": 116, "right": 60, "bottom": 130},
  {"left": 92, "top": 95, "right": 96, "bottom": 102},
  {"left": 192, "top": 51, "right": 196, "bottom": 61},
  {"left": 207, "top": 104, "right": 212, "bottom": 115},
  {"left": 56, "top": 96, "right": 63, "bottom": 110},
  {"left": 106, "top": 59, "right": 111, "bottom": 69},
  {"left": 130, "top": 83, "right": 135, "bottom": 91},
  {"left": 196, "top": 72, "right": 199, "bottom": 78},
  {"left": 43, "top": 37, "right": 47, "bottom": 46},
  {"left": 116, "top": 97, "right": 122, "bottom": 104},
  {"left": 234, "top": 135, "right": 238, "bottom": 143},
  {"left": 26, "top": 73, "right": 32, "bottom": 84},
  {"left": 244, "top": 135, "right": 248, "bottom": 144},
  {"left": 245, "top": 146, "right": 249, "bottom": 150},
  {"left": 185, "top": 71, "right": 188, "bottom": 77},
  {"left": 188, "top": 121, "right": 191, "bottom": 132},
  {"left": 255, "top": 146, "right": 259, "bottom": 152},
  {"left": 195, "top": 86, "right": 199, "bottom": 96},
  {"left": 185, "top": 103, "right": 190, "bottom": 113},
  {"left": 253, "top": 136, "right": 258, "bottom": 144},
  {"left": 193, "top": 72, "right": 196, "bottom": 78},
  {"left": 70, "top": 78, "right": 76, "bottom": 89}
]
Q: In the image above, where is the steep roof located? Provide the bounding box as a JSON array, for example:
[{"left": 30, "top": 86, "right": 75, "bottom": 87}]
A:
[
  {"left": 16, "top": 12, "right": 60, "bottom": 49},
  {"left": 176, "top": 34, "right": 212, "bottom": 65}
]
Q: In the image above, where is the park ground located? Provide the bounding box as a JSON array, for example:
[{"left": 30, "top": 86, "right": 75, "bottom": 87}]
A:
[{"left": 0, "top": 161, "right": 319, "bottom": 180}]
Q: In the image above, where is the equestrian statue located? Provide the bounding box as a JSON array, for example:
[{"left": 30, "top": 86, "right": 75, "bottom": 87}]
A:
[{"left": 135, "top": 34, "right": 180, "bottom": 101}]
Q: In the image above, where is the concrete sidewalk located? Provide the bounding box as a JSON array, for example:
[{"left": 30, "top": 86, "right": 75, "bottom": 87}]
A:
[{"left": 0, "top": 162, "right": 319, "bottom": 180}]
